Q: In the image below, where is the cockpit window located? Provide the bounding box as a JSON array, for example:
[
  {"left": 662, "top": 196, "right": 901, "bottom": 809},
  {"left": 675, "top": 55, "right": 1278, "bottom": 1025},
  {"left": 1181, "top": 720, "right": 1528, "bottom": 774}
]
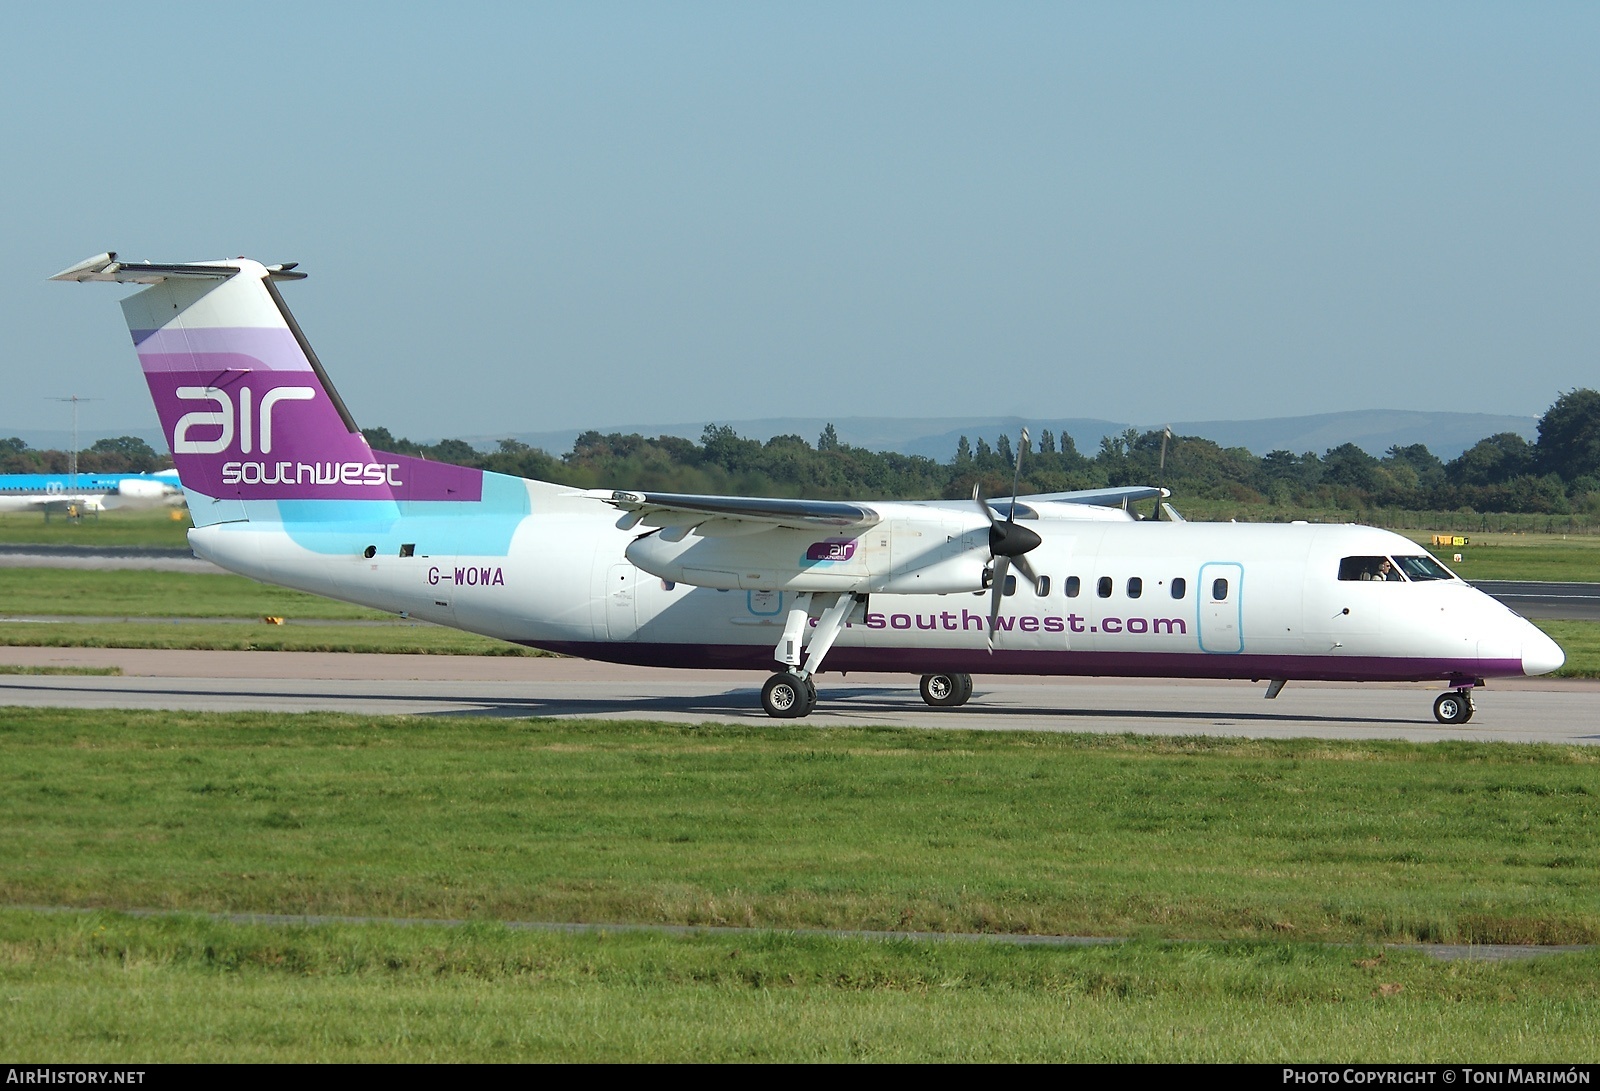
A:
[
  {"left": 1394, "top": 555, "right": 1455, "bottom": 581},
  {"left": 1338, "top": 556, "right": 1403, "bottom": 582}
]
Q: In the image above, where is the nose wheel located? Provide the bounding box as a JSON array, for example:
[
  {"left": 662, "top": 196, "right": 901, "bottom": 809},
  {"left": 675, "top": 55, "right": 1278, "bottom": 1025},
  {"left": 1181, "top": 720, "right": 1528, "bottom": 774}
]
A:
[
  {"left": 919, "top": 672, "right": 974, "bottom": 707},
  {"left": 1433, "top": 690, "right": 1475, "bottom": 725}
]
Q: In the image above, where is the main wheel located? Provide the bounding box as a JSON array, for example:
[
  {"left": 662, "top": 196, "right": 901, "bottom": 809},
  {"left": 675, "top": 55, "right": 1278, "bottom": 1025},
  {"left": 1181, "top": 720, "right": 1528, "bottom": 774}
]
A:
[
  {"left": 762, "top": 671, "right": 816, "bottom": 719},
  {"left": 1433, "top": 691, "right": 1474, "bottom": 725},
  {"left": 920, "top": 672, "right": 972, "bottom": 708}
]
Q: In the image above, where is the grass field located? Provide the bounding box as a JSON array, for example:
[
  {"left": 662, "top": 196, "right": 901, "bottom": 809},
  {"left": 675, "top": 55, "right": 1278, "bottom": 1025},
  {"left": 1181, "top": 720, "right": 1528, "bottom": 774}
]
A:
[
  {"left": 1398, "top": 532, "right": 1600, "bottom": 583},
  {"left": 0, "top": 664, "right": 120, "bottom": 676},
  {"left": 1535, "top": 621, "right": 1600, "bottom": 678},
  {"left": 4, "top": 711, "right": 1596, "bottom": 943},
  {"left": 3, "top": 711, "right": 1598, "bottom": 1061},
  {"left": 3, "top": 910, "right": 1597, "bottom": 1062},
  {"left": 0, "top": 620, "right": 542, "bottom": 656},
  {"left": 0, "top": 568, "right": 387, "bottom": 619},
  {"left": 0, "top": 508, "right": 192, "bottom": 548}
]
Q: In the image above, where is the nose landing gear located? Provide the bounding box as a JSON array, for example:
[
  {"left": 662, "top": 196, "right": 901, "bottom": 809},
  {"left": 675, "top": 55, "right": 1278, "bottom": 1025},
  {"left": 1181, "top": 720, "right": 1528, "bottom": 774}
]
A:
[{"left": 1433, "top": 690, "right": 1475, "bottom": 725}]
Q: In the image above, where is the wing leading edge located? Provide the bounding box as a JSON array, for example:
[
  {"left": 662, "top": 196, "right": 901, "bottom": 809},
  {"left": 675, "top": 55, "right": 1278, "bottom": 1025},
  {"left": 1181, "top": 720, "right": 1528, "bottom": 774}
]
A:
[{"left": 601, "top": 490, "right": 880, "bottom": 532}]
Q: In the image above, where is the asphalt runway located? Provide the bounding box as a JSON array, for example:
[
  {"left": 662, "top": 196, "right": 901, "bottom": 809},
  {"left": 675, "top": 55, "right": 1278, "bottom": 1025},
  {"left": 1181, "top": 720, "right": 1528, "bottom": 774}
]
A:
[
  {"left": 2, "top": 647, "right": 1595, "bottom": 745},
  {"left": 0, "top": 544, "right": 222, "bottom": 573},
  {"left": 1474, "top": 580, "right": 1600, "bottom": 620}
]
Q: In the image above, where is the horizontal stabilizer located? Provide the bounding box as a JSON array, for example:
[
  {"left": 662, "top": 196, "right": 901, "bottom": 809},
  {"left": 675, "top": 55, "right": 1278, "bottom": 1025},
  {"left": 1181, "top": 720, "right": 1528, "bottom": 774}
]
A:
[{"left": 50, "top": 252, "right": 305, "bottom": 284}]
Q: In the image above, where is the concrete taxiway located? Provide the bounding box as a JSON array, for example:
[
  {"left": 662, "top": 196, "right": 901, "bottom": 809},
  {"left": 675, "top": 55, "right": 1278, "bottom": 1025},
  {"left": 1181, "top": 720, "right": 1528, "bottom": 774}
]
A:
[{"left": 1, "top": 647, "right": 1594, "bottom": 745}]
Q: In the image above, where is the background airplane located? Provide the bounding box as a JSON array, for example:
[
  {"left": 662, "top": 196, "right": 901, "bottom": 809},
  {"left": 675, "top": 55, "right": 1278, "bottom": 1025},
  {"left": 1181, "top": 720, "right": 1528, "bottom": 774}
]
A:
[
  {"left": 0, "top": 469, "right": 180, "bottom": 515},
  {"left": 53, "top": 252, "right": 1565, "bottom": 724}
]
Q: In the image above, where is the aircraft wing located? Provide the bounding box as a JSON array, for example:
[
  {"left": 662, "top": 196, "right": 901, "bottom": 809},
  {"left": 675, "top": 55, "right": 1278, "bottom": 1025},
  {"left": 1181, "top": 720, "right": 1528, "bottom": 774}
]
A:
[
  {"left": 601, "top": 490, "right": 880, "bottom": 532},
  {"left": 13, "top": 494, "right": 106, "bottom": 512}
]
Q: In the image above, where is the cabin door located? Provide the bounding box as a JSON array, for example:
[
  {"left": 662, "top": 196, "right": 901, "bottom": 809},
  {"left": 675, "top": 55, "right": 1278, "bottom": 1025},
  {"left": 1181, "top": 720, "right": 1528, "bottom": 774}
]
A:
[
  {"left": 605, "top": 563, "right": 640, "bottom": 640},
  {"left": 1198, "top": 562, "right": 1244, "bottom": 654}
]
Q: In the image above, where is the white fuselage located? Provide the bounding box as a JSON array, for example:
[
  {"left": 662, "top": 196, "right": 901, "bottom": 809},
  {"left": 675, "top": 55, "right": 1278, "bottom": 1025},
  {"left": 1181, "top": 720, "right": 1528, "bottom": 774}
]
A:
[
  {"left": 0, "top": 473, "right": 180, "bottom": 514},
  {"left": 189, "top": 500, "right": 1561, "bottom": 685}
]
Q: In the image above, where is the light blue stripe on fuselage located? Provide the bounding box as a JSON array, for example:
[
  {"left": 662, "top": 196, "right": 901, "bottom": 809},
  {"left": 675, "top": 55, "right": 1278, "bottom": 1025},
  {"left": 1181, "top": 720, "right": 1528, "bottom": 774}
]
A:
[
  {"left": 231, "top": 469, "right": 533, "bottom": 557},
  {"left": 0, "top": 473, "right": 143, "bottom": 493}
]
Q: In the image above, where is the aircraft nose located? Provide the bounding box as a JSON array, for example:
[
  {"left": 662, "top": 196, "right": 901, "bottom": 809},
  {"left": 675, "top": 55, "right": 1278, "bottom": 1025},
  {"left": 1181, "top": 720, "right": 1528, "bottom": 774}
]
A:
[{"left": 1523, "top": 627, "right": 1566, "bottom": 676}]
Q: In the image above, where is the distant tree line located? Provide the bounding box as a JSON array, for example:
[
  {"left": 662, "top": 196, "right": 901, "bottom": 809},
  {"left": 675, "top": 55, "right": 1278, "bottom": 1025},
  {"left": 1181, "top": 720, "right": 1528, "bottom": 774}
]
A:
[
  {"left": 0, "top": 435, "right": 164, "bottom": 475},
  {"left": 363, "top": 388, "right": 1600, "bottom": 517},
  {"left": 5, "top": 390, "right": 1595, "bottom": 517}
]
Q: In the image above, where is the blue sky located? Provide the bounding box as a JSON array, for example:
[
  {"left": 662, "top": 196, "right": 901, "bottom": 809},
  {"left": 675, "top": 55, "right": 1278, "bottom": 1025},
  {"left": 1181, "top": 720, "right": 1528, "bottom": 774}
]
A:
[{"left": 5, "top": 3, "right": 1597, "bottom": 442}]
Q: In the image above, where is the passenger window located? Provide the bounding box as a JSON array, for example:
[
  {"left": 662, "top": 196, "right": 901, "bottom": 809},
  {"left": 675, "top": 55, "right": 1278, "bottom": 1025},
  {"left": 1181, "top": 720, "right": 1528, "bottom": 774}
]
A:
[
  {"left": 1036, "top": 575, "right": 1050, "bottom": 597},
  {"left": 1097, "top": 577, "right": 1113, "bottom": 598},
  {"left": 1212, "top": 578, "right": 1229, "bottom": 601},
  {"left": 1171, "top": 577, "right": 1186, "bottom": 600},
  {"left": 1003, "top": 574, "right": 1017, "bottom": 596},
  {"left": 1127, "top": 577, "right": 1142, "bottom": 599},
  {"left": 1064, "top": 576, "right": 1080, "bottom": 598}
]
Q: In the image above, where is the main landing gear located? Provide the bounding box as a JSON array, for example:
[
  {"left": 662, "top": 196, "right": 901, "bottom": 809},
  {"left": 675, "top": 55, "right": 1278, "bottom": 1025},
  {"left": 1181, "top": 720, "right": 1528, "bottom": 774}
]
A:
[
  {"left": 761, "top": 671, "right": 818, "bottom": 719},
  {"left": 759, "top": 591, "right": 863, "bottom": 719},
  {"left": 919, "top": 672, "right": 974, "bottom": 708},
  {"left": 1433, "top": 689, "right": 1475, "bottom": 725},
  {"left": 756, "top": 593, "right": 976, "bottom": 719}
]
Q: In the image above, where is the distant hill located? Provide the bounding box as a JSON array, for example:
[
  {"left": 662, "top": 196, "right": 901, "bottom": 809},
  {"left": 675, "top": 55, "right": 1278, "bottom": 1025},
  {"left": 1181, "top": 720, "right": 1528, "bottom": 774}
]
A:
[{"left": 480, "top": 410, "right": 1538, "bottom": 463}]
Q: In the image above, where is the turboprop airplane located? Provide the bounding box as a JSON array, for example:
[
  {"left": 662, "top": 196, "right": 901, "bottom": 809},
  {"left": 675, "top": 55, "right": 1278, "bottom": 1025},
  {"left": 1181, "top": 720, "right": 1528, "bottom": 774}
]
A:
[
  {"left": 0, "top": 469, "right": 180, "bottom": 515},
  {"left": 53, "top": 252, "right": 1565, "bottom": 725}
]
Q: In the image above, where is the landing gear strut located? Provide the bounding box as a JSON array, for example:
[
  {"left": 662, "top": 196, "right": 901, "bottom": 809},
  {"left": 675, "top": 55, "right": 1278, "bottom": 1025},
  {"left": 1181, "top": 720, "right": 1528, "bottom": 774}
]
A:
[
  {"left": 919, "top": 672, "right": 974, "bottom": 708},
  {"left": 1433, "top": 690, "right": 1475, "bottom": 725},
  {"left": 760, "top": 592, "right": 864, "bottom": 718}
]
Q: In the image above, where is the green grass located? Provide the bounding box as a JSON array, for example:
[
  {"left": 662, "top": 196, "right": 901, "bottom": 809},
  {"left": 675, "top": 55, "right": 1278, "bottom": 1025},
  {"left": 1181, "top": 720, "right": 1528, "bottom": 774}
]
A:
[
  {"left": 0, "top": 568, "right": 389, "bottom": 619},
  {"left": 0, "top": 508, "right": 193, "bottom": 548},
  {"left": 1398, "top": 532, "right": 1600, "bottom": 583},
  {"left": 1535, "top": 621, "right": 1600, "bottom": 679},
  {"left": 0, "top": 620, "right": 542, "bottom": 656},
  {"left": 0, "top": 664, "right": 120, "bottom": 676},
  {"left": 3, "top": 711, "right": 1597, "bottom": 946},
  {"left": 3, "top": 910, "right": 1597, "bottom": 1062}
]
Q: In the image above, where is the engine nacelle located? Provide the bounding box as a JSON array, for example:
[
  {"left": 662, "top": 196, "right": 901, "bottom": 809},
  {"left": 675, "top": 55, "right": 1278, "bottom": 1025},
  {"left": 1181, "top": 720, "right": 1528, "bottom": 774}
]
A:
[
  {"left": 627, "top": 525, "right": 873, "bottom": 592},
  {"left": 625, "top": 516, "right": 991, "bottom": 595},
  {"left": 117, "top": 477, "right": 169, "bottom": 500}
]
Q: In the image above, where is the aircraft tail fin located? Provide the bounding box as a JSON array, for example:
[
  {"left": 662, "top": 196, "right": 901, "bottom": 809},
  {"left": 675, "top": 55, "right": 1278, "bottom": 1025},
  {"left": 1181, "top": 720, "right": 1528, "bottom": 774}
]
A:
[{"left": 52, "top": 253, "right": 482, "bottom": 524}]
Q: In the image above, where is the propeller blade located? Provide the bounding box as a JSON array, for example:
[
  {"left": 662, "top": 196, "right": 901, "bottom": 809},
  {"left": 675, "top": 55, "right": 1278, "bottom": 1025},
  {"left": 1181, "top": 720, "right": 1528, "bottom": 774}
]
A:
[
  {"left": 986, "top": 556, "right": 1011, "bottom": 652},
  {"left": 973, "top": 483, "right": 998, "bottom": 528},
  {"left": 1004, "top": 428, "right": 1030, "bottom": 525},
  {"left": 1012, "top": 552, "right": 1040, "bottom": 593}
]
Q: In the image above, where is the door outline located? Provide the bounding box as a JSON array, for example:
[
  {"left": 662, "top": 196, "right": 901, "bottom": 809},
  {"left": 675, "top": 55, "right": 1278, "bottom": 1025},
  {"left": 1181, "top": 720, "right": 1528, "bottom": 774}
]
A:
[
  {"left": 1197, "top": 561, "right": 1244, "bottom": 654},
  {"left": 605, "top": 563, "right": 639, "bottom": 640}
]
